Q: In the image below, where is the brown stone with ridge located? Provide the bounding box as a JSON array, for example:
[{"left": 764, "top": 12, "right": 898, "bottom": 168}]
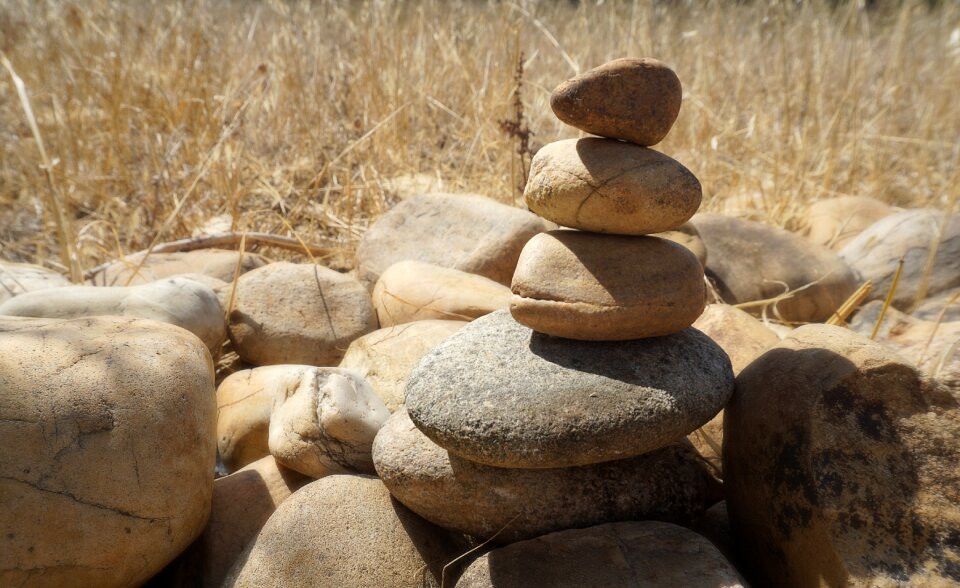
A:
[
  {"left": 511, "top": 231, "right": 706, "bottom": 340},
  {"left": 551, "top": 57, "right": 682, "bottom": 147}
]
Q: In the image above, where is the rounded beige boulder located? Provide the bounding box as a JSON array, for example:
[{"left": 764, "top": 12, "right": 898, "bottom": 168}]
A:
[
  {"left": 550, "top": 57, "right": 683, "bottom": 147},
  {"left": 88, "top": 248, "right": 267, "bottom": 286},
  {"left": 654, "top": 221, "right": 707, "bottom": 266},
  {"left": 227, "top": 262, "right": 378, "bottom": 366},
  {"left": 372, "top": 260, "right": 511, "bottom": 327},
  {"left": 800, "top": 195, "right": 895, "bottom": 250},
  {"left": 524, "top": 138, "right": 702, "bottom": 235},
  {"left": 0, "top": 316, "right": 216, "bottom": 588},
  {"left": 0, "top": 261, "right": 70, "bottom": 303},
  {"left": 511, "top": 231, "right": 706, "bottom": 340},
  {"left": 268, "top": 366, "right": 389, "bottom": 477},
  {"left": 225, "top": 475, "right": 461, "bottom": 588},
  {"left": 0, "top": 276, "right": 226, "bottom": 353},
  {"left": 338, "top": 320, "right": 467, "bottom": 411}
]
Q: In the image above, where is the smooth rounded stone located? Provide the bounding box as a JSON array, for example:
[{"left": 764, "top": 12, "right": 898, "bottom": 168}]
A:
[
  {"left": 225, "top": 475, "right": 461, "bottom": 588},
  {"left": 227, "top": 262, "right": 378, "bottom": 366},
  {"left": 654, "top": 221, "right": 707, "bottom": 266},
  {"left": 850, "top": 300, "right": 960, "bottom": 392},
  {"left": 355, "top": 192, "right": 552, "bottom": 289},
  {"left": 0, "top": 276, "right": 226, "bottom": 353},
  {"left": 268, "top": 366, "right": 389, "bottom": 477},
  {"left": 839, "top": 208, "right": 960, "bottom": 310},
  {"left": 372, "top": 260, "right": 511, "bottom": 327},
  {"left": 800, "top": 195, "right": 896, "bottom": 250},
  {"left": 0, "top": 261, "right": 70, "bottom": 303},
  {"left": 510, "top": 231, "right": 706, "bottom": 340},
  {"left": 724, "top": 324, "right": 960, "bottom": 587},
  {"left": 406, "top": 310, "right": 734, "bottom": 469},
  {"left": 338, "top": 320, "right": 468, "bottom": 411},
  {"left": 691, "top": 502, "right": 741, "bottom": 572},
  {"left": 0, "top": 316, "right": 216, "bottom": 588},
  {"left": 525, "top": 138, "right": 702, "bottom": 235},
  {"left": 550, "top": 57, "right": 682, "bottom": 147},
  {"left": 913, "top": 286, "right": 960, "bottom": 322},
  {"left": 457, "top": 521, "right": 746, "bottom": 588},
  {"left": 374, "top": 408, "right": 713, "bottom": 543},
  {"left": 692, "top": 213, "right": 859, "bottom": 323},
  {"left": 148, "top": 456, "right": 310, "bottom": 588},
  {"left": 217, "top": 366, "right": 295, "bottom": 473},
  {"left": 87, "top": 248, "right": 268, "bottom": 286},
  {"left": 687, "top": 303, "right": 782, "bottom": 475}
]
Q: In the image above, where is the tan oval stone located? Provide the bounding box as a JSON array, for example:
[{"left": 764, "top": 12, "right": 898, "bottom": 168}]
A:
[
  {"left": 654, "top": 221, "right": 707, "bottom": 266},
  {"left": 801, "top": 196, "right": 895, "bottom": 250},
  {"left": 225, "top": 475, "right": 460, "bottom": 588},
  {"left": 511, "top": 231, "right": 706, "bottom": 340},
  {"left": 217, "top": 366, "right": 294, "bottom": 473},
  {"left": 0, "top": 261, "right": 70, "bottom": 303},
  {"left": 550, "top": 57, "right": 682, "bottom": 147},
  {"left": 338, "top": 320, "right": 468, "bottom": 411},
  {"left": 227, "top": 262, "right": 378, "bottom": 366},
  {"left": 524, "top": 138, "right": 702, "bottom": 235},
  {"left": 88, "top": 249, "right": 267, "bottom": 286},
  {"left": 372, "top": 260, "right": 511, "bottom": 327},
  {"left": 0, "top": 316, "right": 216, "bottom": 588}
]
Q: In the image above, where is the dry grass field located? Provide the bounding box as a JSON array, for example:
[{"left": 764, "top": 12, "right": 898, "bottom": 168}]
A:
[{"left": 1, "top": 0, "right": 958, "bottom": 280}]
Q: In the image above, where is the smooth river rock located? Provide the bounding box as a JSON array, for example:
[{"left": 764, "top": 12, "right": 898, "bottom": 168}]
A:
[
  {"left": 0, "top": 261, "right": 70, "bottom": 303},
  {"left": 550, "top": 57, "right": 683, "bottom": 147},
  {"left": 374, "top": 408, "right": 713, "bottom": 543},
  {"left": 0, "top": 316, "right": 216, "bottom": 588},
  {"left": 724, "top": 324, "right": 960, "bottom": 587},
  {"left": 457, "top": 521, "right": 746, "bottom": 588},
  {"left": 406, "top": 310, "right": 734, "bottom": 469},
  {"left": 372, "top": 260, "right": 511, "bottom": 326},
  {"left": 693, "top": 213, "right": 859, "bottom": 323},
  {"left": 510, "top": 231, "right": 706, "bottom": 340},
  {"left": 0, "top": 276, "right": 227, "bottom": 353},
  {"left": 88, "top": 248, "right": 267, "bottom": 286},
  {"left": 227, "top": 262, "right": 378, "bottom": 366},
  {"left": 355, "top": 192, "right": 551, "bottom": 289},
  {"left": 525, "top": 138, "right": 702, "bottom": 235},
  {"left": 801, "top": 195, "right": 895, "bottom": 250},
  {"left": 217, "top": 366, "right": 291, "bottom": 473},
  {"left": 655, "top": 221, "right": 707, "bottom": 266}
]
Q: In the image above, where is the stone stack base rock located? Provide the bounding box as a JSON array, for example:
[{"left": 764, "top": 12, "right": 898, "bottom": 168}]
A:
[{"left": 374, "top": 57, "right": 743, "bottom": 582}]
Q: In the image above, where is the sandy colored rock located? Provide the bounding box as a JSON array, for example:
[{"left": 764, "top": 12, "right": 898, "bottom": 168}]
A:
[
  {"left": 225, "top": 475, "right": 460, "bottom": 588},
  {"left": 0, "top": 316, "right": 216, "bottom": 588},
  {"left": 88, "top": 249, "right": 267, "bottom": 286},
  {"left": 457, "top": 521, "right": 746, "bottom": 588},
  {"left": 217, "top": 366, "right": 294, "bottom": 473},
  {"left": 406, "top": 310, "right": 734, "bottom": 469},
  {"left": 0, "top": 276, "right": 226, "bottom": 353},
  {"left": 839, "top": 208, "right": 960, "bottom": 310},
  {"left": 372, "top": 260, "right": 511, "bottom": 326},
  {"left": 374, "top": 408, "right": 713, "bottom": 543},
  {"left": 801, "top": 195, "right": 895, "bottom": 250},
  {"left": 692, "top": 213, "right": 859, "bottom": 323},
  {"left": 268, "top": 366, "right": 389, "bottom": 477},
  {"left": 550, "top": 57, "right": 682, "bottom": 147},
  {"left": 525, "top": 138, "right": 702, "bottom": 235},
  {"left": 338, "top": 320, "right": 467, "bottom": 411},
  {"left": 511, "top": 231, "right": 706, "bottom": 340},
  {"left": 724, "top": 324, "right": 960, "bottom": 587},
  {"left": 0, "top": 261, "right": 70, "bottom": 303},
  {"left": 655, "top": 221, "right": 707, "bottom": 266},
  {"left": 227, "top": 262, "right": 378, "bottom": 366},
  {"left": 355, "top": 192, "right": 551, "bottom": 288},
  {"left": 850, "top": 300, "right": 960, "bottom": 392},
  {"left": 913, "top": 286, "right": 960, "bottom": 323}
]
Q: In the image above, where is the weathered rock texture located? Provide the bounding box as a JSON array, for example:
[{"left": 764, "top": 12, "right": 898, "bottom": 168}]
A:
[
  {"left": 724, "top": 324, "right": 960, "bottom": 586},
  {"left": 372, "top": 260, "right": 510, "bottom": 326},
  {"left": 0, "top": 316, "right": 216, "bottom": 588},
  {"left": 406, "top": 310, "right": 734, "bottom": 469},
  {"left": 355, "top": 193, "right": 551, "bottom": 289},
  {"left": 457, "top": 521, "right": 746, "bottom": 588},
  {"left": 511, "top": 231, "right": 705, "bottom": 340},
  {"left": 525, "top": 138, "right": 702, "bottom": 235},
  {"left": 225, "top": 475, "right": 460, "bottom": 588}
]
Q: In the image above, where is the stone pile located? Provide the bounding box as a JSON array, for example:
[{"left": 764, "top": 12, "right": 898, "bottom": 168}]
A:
[{"left": 373, "top": 57, "right": 743, "bottom": 583}]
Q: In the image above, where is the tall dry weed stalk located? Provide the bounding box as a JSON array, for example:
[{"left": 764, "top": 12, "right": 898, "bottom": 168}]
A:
[{"left": 1, "top": 0, "right": 958, "bottom": 270}]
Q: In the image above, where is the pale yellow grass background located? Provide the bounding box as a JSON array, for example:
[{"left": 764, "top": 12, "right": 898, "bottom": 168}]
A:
[{"left": 1, "top": 0, "right": 958, "bottom": 278}]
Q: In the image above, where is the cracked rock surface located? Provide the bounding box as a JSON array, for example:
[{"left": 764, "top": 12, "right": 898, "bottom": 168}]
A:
[{"left": 0, "top": 315, "right": 216, "bottom": 588}]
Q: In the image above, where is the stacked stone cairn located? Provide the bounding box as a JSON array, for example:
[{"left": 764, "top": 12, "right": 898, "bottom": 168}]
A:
[{"left": 374, "top": 58, "right": 743, "bottom": 582}]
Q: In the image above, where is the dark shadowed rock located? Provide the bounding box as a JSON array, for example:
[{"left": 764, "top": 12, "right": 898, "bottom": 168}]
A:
[
  {"left": 406, "top": 310, "right": 734, "bottom": 469},
  {"left": 724, "top": 324, "right": 960, "bottom": 587}
]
